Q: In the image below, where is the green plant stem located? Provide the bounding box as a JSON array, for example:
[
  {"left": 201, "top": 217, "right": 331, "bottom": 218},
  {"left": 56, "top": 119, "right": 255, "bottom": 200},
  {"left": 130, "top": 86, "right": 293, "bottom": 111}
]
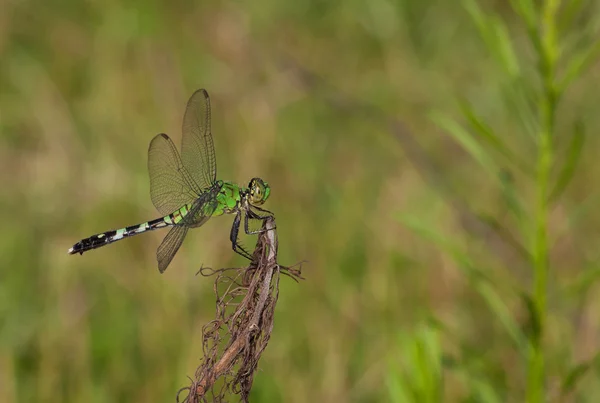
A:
[{"left": 526, "top": 0, "right": 559, "bottom": 401}]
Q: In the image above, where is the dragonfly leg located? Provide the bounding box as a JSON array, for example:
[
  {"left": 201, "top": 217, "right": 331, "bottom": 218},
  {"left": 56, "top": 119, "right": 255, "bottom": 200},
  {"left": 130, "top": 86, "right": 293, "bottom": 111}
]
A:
[
  {"left": 251, "top": 205, "right": 275, "bottom": 216},
  {"left": 244, "top": 207, "right": 274, "bottom": 235},
  {"left": 230, "top": 210, "right": 253, "bottom": 260}
]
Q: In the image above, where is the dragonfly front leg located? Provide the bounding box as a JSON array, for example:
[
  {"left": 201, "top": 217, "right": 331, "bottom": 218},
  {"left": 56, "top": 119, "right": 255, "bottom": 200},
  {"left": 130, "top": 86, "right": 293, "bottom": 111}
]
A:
[
  {"left": 244, "top": 207, "right": 274, "bottom": 235},
  {"left": 230, "top": 210, "right": 253, "bottom": 260},
  {"left": 251, "top": 205, "right": 275, "bottom": 216}
]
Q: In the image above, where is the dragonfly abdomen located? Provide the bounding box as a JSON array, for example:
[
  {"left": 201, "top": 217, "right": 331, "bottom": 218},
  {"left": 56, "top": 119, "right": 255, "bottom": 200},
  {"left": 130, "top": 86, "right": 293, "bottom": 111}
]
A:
[{"left": 68, "top": 215, "right": 174, "bottom": 255}]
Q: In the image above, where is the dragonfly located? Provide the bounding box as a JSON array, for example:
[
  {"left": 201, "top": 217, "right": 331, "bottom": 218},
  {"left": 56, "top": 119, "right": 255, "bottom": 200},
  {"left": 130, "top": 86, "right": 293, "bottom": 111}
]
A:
[{"left": 68, "top": 89, "right": 273, "bottom": 273}]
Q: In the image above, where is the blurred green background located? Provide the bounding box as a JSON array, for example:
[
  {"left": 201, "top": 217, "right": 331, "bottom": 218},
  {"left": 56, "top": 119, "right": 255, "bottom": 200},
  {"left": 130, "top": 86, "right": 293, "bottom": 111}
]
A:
[{"left": 1, "top": 0, "right": 599, "bottom": 402}]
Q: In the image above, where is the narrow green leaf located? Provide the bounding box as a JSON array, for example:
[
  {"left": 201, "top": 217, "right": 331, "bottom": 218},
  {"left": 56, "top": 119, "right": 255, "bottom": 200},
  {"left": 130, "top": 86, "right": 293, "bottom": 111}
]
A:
[
  {"left": 558, "top": 0, "right": 585, "bottom": 35},
  {"left": 497, "top": 170, "right": 526, "bottom": 222},
  {"left": 462, "top": 0, "right": 520, "bottom": 77},
  {"left": 429, "top": 318, "right": 505, "bottom": 402},
  {"left": 437, "top": 335, "right": 504, "bottom": 403},
  {"left": 413, "top": 326, "right": 442, "bottom": 403},
  {"left": 396, "top": 214, "right": 484, "bottom": 280},
  {"left": 561, "top": 362, "right": 591, "bottom": 396},
  {"left": 500, "top": 78, "right": 539, "bottom": 140},
  {"left": 386, "top": 356, "right": 412, "bottom": 403},
  {"left": 395, "top": 324, "right": 443, "bottom": 403},
  {"left": 397, "top": 214, "right": 527, "bottom": 353},
  {"left": 563, "top": 264, "right": 600, "bottom": 297},
  {"left": 429, "top": 111, "right": 497, "bottom": 175},
  {"left": 520, "top": 293, "right": 541, "bottom": 347},
  {"left": 458, "top": 100, "right": 504, "bottom": 149},
  {"left": 478, "top": 387, "right": 504, "bottom": 403},
  {"left": 462, "top": 0, "right": 485, "bottom": 30},
  {"left": 559, "top": 41, "right": 600, "bottom": 90},
  {"left": 489, "top": 16, "right": 520, "bottom": 77},
  {"left": 477, "top": 212, "right": 529, "bottom": 260},
  {"left": 560, "top": 353, "right": 600, "bottom": 397},
  {"left": 508, "top": 0, "right": 537, "bottom": 33},
  {"left": 477, "top": 282, "right": 528, "bottom": 353},
  {"left": 553, "top": 190, "right": 600, "bottom": 244},
  {"left": 459, "top": 100, "right": 529, "bottom": 173},
  {"left": 549, "top": 121, "right": 584, "bottom": 203}
]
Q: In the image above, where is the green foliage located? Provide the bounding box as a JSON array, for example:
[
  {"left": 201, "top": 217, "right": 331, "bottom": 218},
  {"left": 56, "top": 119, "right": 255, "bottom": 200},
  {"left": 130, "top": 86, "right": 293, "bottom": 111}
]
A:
[
  {"left": 386, "top": 323, "right": 443, "bottom": 403},
  {"left": 399, "top": 0, "right": 600, "bottom": 401}
]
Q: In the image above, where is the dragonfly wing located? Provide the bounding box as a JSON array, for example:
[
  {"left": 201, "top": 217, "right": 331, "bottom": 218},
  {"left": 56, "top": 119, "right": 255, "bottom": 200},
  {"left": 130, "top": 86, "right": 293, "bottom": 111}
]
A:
[
  {"left": 156, "top": 224, "right": 189, "bottom": 273},
  {"left": 184, "top": 188, "right": 220, "bottom": 228},
  {"left": 181, "top": 89, "right": 217, "bottom": 191},
  {"left": 148, "top": 133, "right": 202, "bottom": 216},
  {"left": 156, "top": 190, "right": 220, "bottom": 272}
]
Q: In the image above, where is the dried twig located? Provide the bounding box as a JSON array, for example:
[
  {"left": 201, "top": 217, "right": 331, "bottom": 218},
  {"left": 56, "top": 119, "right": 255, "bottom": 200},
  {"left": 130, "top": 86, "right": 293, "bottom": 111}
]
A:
[{"left": 177, "top": 217, "right": 303, "bottom": 403}]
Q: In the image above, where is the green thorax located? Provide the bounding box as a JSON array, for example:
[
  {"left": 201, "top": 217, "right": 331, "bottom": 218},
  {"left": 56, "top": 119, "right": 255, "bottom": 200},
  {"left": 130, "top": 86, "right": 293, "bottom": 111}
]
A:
[
  {"left": 212, "top": 180, "right": 245, "bottom": 216},
  {"left": 169, "top": 178, "right": 270, "bottom": 224}
]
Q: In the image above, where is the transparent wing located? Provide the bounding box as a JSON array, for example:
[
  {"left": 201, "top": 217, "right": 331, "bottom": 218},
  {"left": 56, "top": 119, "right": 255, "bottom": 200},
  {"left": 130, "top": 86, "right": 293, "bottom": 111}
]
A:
[
  {"left": 148, "top": 133, "right": 202, "bottom": 216},
  {"left": 181, "top": 89, "right": 217, "bottom": 191},
  {"left": 185, "top": 188, "right": 219, "bottom": 228},
  {"left": 157, "top": 225, "right": 188, "bottom": 273},
  {"left": 156, "top": 196, "right": 218, "bottom": 273}
]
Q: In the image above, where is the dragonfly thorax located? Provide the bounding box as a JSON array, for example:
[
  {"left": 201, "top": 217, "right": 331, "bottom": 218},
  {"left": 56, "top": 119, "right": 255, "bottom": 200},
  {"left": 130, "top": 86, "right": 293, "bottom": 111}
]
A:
[{"left": 213, "top": 178, "right": 270, "bottom": 217}]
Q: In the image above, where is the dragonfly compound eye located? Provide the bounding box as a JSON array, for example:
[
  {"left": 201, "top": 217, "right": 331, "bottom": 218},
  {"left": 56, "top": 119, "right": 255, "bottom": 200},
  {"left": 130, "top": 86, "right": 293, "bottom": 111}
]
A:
[{"left": 248, "top": 178, "right": 269, "bottom": 205}]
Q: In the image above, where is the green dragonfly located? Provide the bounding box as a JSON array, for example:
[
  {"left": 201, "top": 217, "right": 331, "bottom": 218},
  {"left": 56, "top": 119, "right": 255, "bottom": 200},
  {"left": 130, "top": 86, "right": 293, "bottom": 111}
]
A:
[{"left": 68, "top": 89, "right": 273, "bottom": 272}]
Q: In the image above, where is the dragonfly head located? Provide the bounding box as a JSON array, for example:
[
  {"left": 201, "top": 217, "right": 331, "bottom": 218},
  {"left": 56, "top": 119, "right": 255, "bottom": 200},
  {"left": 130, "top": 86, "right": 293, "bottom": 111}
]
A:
[{"left": 248, "top": 177, "right": 270, "bottom": 205}]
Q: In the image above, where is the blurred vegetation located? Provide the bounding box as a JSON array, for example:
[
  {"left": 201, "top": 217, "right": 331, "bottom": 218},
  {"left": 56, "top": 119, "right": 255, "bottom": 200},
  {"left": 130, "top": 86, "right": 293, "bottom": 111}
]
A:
[{"left": 1, "top": 0, "right": 600, "bottom": 402}]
